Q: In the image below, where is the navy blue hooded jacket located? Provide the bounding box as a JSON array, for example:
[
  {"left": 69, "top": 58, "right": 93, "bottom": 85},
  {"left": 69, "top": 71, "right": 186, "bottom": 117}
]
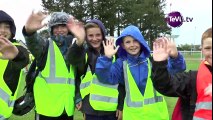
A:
[
  {"left": 0, "top": 10, "right": 16, "bottom": 41},
  {"left": 96, "top": 25, "right": 186, "bottom": 95}
]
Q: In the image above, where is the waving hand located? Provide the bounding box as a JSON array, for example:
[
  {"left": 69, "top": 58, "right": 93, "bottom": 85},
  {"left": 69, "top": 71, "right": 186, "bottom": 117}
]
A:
[
  {"left": 153, "top": 38, "right": 169, "bottom": 61},
  {"left": 25, "top": 10, "right": 48, "bottom": 34},
  {"left": 103, "top": 38, "right": 119, "bottom": 58},
  {"left": 67, "top": 17, "right": 85, "bottom": 46},
  {"left": 0, "top": 37, "right": 18, "bottom": 60}
]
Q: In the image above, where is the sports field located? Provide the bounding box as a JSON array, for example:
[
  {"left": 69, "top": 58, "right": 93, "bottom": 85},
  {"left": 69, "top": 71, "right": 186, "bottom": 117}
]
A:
[
  {"left": 164, "top": 52, "right": 201, "bottom": 119},
  {"left": 9, "top": 53, "right": 201, "bottom": 120}
]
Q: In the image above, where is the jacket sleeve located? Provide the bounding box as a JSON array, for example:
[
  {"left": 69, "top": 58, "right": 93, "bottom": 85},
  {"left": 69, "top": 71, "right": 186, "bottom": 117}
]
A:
[
  {"left": 22, "top": 26, "right": 46, "bottom": 61},
  {"left": 151, "top": 60, "right": 197, "bottom": 98},
  {"left": 74, "top": 66, "right": 83, "bottom": 104},
  {"left": 10, "top": 45, "right": 29, "bottom": 70},
  {"left": 95, "top": 56, "right": 124, "bottom": 85},
  {"left": 167, "top": 52, "right": 186, "bottom": 74},
  {"left": 117, "top": 83, "right": 126, "bottom": 111},
  {"left": 66, "top": 41, "right": 86, "bottom": 104},
  {"left": 66, "top": 41, "right": 85, "bottom": 66}
]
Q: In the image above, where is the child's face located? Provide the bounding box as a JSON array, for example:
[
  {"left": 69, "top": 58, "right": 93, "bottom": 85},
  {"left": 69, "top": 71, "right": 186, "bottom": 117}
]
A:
[
  {"left": 202, "top": 37, "right": 212, "bottom": 66},
  {"left": 52, "top": 24, "right": 69, "bottom": 36},
  {"left": 0, "top": 22, "right": 12, "bottom": 39},
  {"left": 122, "top": 36, "right": 141, "bottom": 57},
  {"left": 86, "top": 27, "right": 103, "bottom": 51}
]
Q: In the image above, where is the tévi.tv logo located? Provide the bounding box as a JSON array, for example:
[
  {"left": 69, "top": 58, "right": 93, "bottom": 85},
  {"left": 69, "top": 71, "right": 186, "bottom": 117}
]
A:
[{"left": 165, "top": 11, "right": 193, "bottom": 28}]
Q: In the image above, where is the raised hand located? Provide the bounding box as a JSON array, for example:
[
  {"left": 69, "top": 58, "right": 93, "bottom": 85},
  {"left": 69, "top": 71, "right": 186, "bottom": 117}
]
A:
[
  {"left": 67, "top": 17, "right": 85, "bottom": 46},
  {"left": 103, "top": 38, "right": 119, "bottom": 58},
  {"left": 0, "top": 37, "right": 18, "bottom": 60},
  {"left": 25, "top": 10, "right": 48, "bottom": 34},
  {"left": 153, "top": 38, "right": 169, "bottom": 61},
  {"left": 165, "top": 37, "right": 178, "bottom": 58}
]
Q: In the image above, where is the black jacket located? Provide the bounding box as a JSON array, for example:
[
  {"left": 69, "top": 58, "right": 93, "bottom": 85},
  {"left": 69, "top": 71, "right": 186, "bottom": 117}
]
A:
[
  {"left": 3, "top": 43, "right": 29, "bottom": 95},
  {"left": 1, "top": 10, "right": 29, "bottom": 95},
  {"left": 67, "top": 42, "right": 125, "bottom": 116},
  {"left": 151, "top": 60, "right": 212, "bottom": 120}
]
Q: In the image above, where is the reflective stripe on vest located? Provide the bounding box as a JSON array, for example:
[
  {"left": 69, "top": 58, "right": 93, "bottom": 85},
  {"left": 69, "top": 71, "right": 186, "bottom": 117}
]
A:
[
  {"left": 89, "top": 73, "right": 118, "bottom": 111},
  {"left": 193, "top": 61, "right": 212, "bottom": 120},
  {"left": 81, "top": 66, "right": 118, "bottom": 102},
  {"left": 80, "top": 55, "right": 116, "bottom": 91},
  {"left": 80, "top": 55, "right": 117, "bottom": 96},
  {"left": 90, "top": 75, "right": 118, "bottom": 103},
  {"left": 0, "top": 115, "right": 7, "bottom": 120},
  {"left": 195, "top": 102, "right": 212, "bottom": 111},
  {"left": 39, "top": 40, "right": 74, "bottom": 85},
  {"left": 80, "top": 55, "right": 118, "bottom": 111},
  {"left": 0, "top": 43, "right": 23, "bottom": 119},
  {"left": 80, "top": 81, "right": 90, "bottom": 90},
  {"left": 193, "top": 116, "right": 205, "bottom": 120},
  {"left": 80, "top": 66, "right": 92, "bottom": 99},
  {"left": 123, "top": 60, "right": 163, "bottom": 107},
  {"left": 90, "top": 94, "right": 118, "bottom": 103},
  {"left": 79, "top": 54, "right": 91, "bottom": 99},
  {"left": 80, "top": 67, "right": 91, "bottom": 90},
  {"left": 92, "top": 77, "right": 118, "bottom": 89},
  {"left": 123, "top": 60, "right": 169, "bottom": 120},
  {"left": 34, "top": 40, "right": 75, "bottom": 117},
  {"left": 0, "top": 88, "right": 15, "bottom": 107}
]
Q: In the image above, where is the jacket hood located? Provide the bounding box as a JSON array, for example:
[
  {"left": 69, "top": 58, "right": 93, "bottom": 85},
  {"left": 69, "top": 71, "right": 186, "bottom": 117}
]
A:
[
  {"left": 0, "top": 10, "right": 16, "bottom": 40},
  {"left": 48, "top": 12, "right": 70, "bottom": 36},
  {"left": 85, "top": 19, "right": 107, "bottom": 51},
  {"left": 116, "top": 25, "right": 150, "bottom": 58},
  {"left": 86, "top": 19, "right": 107, "bottom": 40}
]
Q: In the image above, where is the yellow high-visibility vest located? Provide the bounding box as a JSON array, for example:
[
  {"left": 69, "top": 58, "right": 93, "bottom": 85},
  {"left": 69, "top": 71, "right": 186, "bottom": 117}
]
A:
[
  {"left": 33, "top": 40, "right": 75, "bottom": 117},
  {"left": 123, "top": 60, "right": 169, "bottom": 120},
  {"left": 80, "top": 55, "right": 118, "bottom": 111},
  {"left": 0, "top": 43, "right": 23, "bottom": 119}
]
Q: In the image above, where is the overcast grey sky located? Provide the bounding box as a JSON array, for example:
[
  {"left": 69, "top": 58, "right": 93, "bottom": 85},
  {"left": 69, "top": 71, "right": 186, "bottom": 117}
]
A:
[
  {"left": 0, "top": 0, "right": 43, "bottom": 40},
  {"left": 0, "top": 0, "right": 212, "bottom": 45},
  {"left": 165, "top": 0, "right": 212, "bottom": 45}
]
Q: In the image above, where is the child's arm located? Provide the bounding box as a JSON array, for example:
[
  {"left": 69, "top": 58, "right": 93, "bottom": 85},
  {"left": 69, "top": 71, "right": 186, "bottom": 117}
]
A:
[
  {"left": 95, "top": 39, "right": 122, "bottom": 84},
  {"left": 23, "top": 10, "right": 47, "bottom": 60},
  {"left": 0, "top": 37, "right": 19, "bottom": 60},
  {"left": 96, "top": 56, "right": 122, "bottom": 84},
  {"left": 166, "top": 38, "right": 186, "bottom": 74},
  {"left": 66, "top": 17, "right": 86, "bottom": 66},
  {"left": 152, "top": 60, "right": 196, "bottom": 97},
  {"left": 168, "top": 52, "right": 186, "bottom": 74},
  {"left": 151, "top": 39, "right": 196, "bottom": 97},
  {"left": 10, "top": 45, "right": 29, "bottom": 70},
  {"left": 0, "top": 37, "right": 29, "bottom": 69}
]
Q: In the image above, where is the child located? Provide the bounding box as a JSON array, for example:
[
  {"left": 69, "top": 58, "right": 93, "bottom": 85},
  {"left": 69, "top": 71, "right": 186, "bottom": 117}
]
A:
[
  {"left": 152, "top": 27, "right": 212, "bottom": 120},
  {"left": 67, "top": 19, "right": 123, "bottom": 120},
  {"left": 0, "top": 10, "right": 29, "bottom": 119},
  {"left": 95, "top": 25, "right": 186, "bottom": 120},
  {"left": 22, "top": 11, "right": 85, "bottom": 120}
]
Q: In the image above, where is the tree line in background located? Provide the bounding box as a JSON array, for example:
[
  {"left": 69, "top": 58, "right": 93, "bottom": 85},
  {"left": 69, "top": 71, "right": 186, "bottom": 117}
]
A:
[
  {"left": 178, "top": 44, "right": 201, "bottom": 51},
  {"left": 41, "top": 0, "right": 171, "bottom": 48}
]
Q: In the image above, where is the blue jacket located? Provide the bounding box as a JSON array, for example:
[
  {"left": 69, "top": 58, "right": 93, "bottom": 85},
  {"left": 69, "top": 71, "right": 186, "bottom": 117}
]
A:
[{"left": 95, "top": 25, "right": 186, "bottom": 95}]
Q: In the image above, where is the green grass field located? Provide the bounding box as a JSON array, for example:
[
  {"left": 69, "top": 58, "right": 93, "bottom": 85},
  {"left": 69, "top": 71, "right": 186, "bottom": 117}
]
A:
[{"left": 9, "top": 55, "right": 201, "bottom": 120}]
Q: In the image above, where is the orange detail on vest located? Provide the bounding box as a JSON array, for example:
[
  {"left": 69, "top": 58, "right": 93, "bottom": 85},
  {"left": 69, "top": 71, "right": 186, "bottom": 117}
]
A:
[{"left": 194, "top": 61, "right": 212, "bottom": 120}]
